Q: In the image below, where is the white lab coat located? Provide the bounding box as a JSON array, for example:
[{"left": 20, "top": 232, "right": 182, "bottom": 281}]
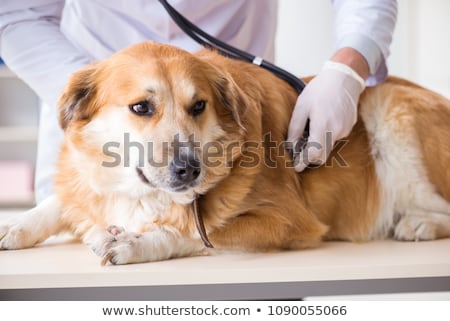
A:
[{"left": 0, "top": 0, "right": 397, "bottom": 203}]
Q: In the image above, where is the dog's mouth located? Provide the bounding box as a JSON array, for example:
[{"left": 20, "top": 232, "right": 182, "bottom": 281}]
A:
[
  {"left": 169, "top": 181, "right": 198, "bottom": 193},
  {"left": 136, "top": 167, "right": 156, "bottom": 188},
  {"left": 136, "top": 167, "right": 199, "bottom": 193}
]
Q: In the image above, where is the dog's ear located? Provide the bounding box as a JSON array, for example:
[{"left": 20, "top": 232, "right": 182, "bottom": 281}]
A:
[
  {"left": 212, "top": 73, "right": 247, "bottom": 133},
  {"left": 58, "top": 63, "right": 99, "bottom": 130}
]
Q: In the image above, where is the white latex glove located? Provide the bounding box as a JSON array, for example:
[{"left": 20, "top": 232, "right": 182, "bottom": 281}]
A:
[{"left": 287, "top": 60, "right": 366, "bottom": 172}]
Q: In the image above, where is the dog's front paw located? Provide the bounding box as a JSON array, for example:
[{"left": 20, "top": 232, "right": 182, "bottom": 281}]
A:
[
  {"left": 0, "top": 223, "right": 35, "bottom": 250},
  {"left": 88, "top": 225, "right": 126, "bottom": 257},
  {"left": 101, "top": 232, "right": 144, "bottom": 265}
]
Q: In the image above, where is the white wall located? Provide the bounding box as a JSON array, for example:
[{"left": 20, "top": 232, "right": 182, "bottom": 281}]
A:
[
  {"left": 275, "top": 0, "right": 334, "bottom": 77},
  {"left": 398, "top": 0, "right": 450, "bottom": 97},
  {"left": 275, "top": 0, "right": 450, "bottom": 98}
]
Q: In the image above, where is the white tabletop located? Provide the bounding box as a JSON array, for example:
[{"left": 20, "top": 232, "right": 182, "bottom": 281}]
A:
[{"left": 1, "top": 211, "right": 449, "bottom": 299}]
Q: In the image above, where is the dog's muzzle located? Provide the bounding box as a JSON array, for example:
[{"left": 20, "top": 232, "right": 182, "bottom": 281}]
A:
[{"left": 169, "top": 153, "right": 201, "bottom": 190}]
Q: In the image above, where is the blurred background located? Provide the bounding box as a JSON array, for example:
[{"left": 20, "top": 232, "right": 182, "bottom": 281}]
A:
[
  {"left": 0, "top": 0, "right": 449, "bottom": 207},
  {"left": 276, "top": 0, "right": 450, "bottom": 98}
]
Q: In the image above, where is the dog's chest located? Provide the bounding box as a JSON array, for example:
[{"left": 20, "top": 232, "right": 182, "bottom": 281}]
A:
[{"left": 103, "top": 194, "right": 172, "bottom": 232}]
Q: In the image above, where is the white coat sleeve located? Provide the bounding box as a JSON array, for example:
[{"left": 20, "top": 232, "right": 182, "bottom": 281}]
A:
[
  {"left": 332, "top": 0, "right": 398, "bottom": 86},
  {"left": 0, "top": 0, "right": 92, "bottom": 107}
]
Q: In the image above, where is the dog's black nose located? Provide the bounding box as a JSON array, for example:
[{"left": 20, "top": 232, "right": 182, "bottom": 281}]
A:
[{"left": 170, "top": 155, "right": 201, "bottom": 185}]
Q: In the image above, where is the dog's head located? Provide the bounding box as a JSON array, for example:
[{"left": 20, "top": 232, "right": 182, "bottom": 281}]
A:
[{"left": 58, "top": 42, "right": 248, "bottom": 203}]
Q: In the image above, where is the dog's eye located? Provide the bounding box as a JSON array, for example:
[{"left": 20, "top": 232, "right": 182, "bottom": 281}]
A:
[
  {"left": 129, "top": 100, "right": 154, "bottom": 116},
  {"left": 190, "top": 100, "right": 206, "bottom": 117}
]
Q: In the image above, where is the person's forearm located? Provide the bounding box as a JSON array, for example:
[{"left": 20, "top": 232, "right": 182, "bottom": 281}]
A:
[
  {"left": 0, "top": 3, "right": 91, "bottom": 107},
  {"left": 330, "top": 47, "right": 369, "bottom": 80},
  {"left": 332, "top": 0, "right": 398, "bottom": 85}
]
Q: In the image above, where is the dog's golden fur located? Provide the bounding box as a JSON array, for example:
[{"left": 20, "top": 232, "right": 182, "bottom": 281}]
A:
[{"left": 1, "top": 42, "right": 449, "bottom": 264}]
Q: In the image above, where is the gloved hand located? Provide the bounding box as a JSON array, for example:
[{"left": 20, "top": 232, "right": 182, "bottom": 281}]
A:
[{"left": 287, "top": 60, "right": 366, "bottom": 172}]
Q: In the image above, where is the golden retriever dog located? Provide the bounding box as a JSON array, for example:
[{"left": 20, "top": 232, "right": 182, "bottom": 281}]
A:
[{"left": 1, "top": 41, "right": 449, "bottom": 265}]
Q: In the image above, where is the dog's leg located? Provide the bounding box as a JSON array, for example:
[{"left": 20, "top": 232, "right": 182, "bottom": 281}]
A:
[
  {"left": 98, "top": 228, "right": 205, "bottom": 265},
  {"left": 208, "top": 208, "right": 328, "bottom": 252},
  {"left": 0, "top": 195, "right": 63, "bottom": 249},
  {"left": 394, "top": 209, "right": 450, "bottom": 241}
]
